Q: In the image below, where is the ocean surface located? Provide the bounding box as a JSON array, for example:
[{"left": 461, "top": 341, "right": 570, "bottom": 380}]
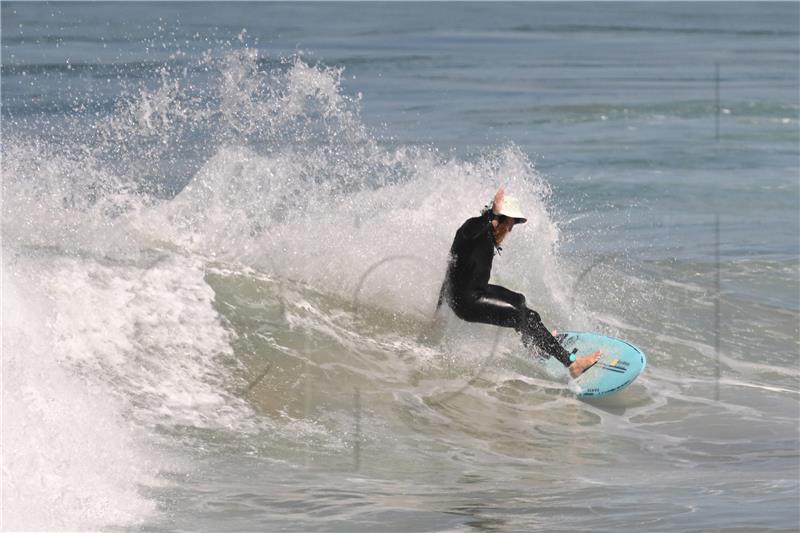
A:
[{"left": 2, "top": 2, "right": 798, "bottom": 532}]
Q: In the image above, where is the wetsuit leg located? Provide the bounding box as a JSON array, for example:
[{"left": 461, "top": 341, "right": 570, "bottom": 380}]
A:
[
  {"left": 450, "top": 285, "right": 572, "bottom": 367},
  {"left": 519, "top": 308, "right": 572, "bottom": 367},
  {"left": 451, "top": 284, "right": 524, "bottom": 328}
]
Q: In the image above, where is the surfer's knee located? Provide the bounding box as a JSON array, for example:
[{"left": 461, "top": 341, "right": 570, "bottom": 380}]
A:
[{"left": 508, "top": 291, "right": 526, "bottom": 312}]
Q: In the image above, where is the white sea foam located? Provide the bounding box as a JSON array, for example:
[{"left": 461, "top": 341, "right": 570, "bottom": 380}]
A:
[
  {"left": 1, "top": 247, "right": 257, "bottom": 529},
  {"left": 2, "top": 258, "right": 158, "bottom": 529},
  {"left": 4, "top": 51, "right": 580, "bottom": 327},
  {"left": 62, "top": 54, "right": 580, "bottom": 338}
]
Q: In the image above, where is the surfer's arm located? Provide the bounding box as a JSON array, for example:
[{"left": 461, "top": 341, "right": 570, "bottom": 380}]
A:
[
  {"left": 492, "top": 185, "right": 505, "bottom": 215},
  {"left": 458, "top": 212, "right": 493, "bottom": 243}
]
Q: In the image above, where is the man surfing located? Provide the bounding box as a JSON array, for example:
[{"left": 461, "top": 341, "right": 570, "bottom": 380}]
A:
[{"left": 436, "top": 186, "right": 601, "bottom": 378}]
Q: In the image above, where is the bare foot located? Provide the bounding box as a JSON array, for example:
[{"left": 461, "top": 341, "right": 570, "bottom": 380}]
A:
[{"left": 568, "top": 351, "right": 602, "bottom": 378}]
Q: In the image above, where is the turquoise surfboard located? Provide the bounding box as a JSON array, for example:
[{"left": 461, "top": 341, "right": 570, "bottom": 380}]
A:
[{"left": 557, "top": 331, "right": 646, "bottom": 398}]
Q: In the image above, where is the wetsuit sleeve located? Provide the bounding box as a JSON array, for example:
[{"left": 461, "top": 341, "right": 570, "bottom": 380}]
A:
[
  {"left": 458, "top": 211, "right": 493, "bottom": 243},
  {"left": 436, "top": 212, "right": 494, "bottom": 311},
  {"left": 436, "top": 213, "right": 492, "bottom": 311}
]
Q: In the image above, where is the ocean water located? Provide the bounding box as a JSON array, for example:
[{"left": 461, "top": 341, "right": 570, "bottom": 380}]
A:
[{"left": 2, "top": 2, "right": 798, "bottom": 532}]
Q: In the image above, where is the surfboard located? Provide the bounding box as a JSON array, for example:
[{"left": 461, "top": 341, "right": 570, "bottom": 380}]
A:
[{"left": 556, "top": 331, "right": 646, "bottom": 398}]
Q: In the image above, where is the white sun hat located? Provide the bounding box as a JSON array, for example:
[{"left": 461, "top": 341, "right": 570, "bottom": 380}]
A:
[{"left": 497, "top": 195, "right": 527, "bottom": 223}]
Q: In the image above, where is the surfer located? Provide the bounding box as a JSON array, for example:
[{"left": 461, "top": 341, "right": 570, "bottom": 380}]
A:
[{"left": 436, "top": 186, "right": 601, "bottom": 378}]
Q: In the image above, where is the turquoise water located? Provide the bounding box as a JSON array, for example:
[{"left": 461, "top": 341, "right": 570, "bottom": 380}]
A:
[{"left": 3, "top": 3, "right": 798, "bottom": 531}]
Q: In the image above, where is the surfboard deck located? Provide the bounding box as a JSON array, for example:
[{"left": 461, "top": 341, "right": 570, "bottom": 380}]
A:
[{"left": 556, "top": 331, "right": 646, "bottom": 398}]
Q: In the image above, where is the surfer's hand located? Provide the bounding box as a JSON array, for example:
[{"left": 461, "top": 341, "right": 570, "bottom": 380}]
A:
[
  {"left": 492, "top": 185, "right": 505, "bottom": 215},
  {"left": 569, "top": 351, "right": 602, "bottom": 378}
]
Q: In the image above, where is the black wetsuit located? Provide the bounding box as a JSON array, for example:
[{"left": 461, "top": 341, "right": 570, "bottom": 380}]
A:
[{"left": 437, "top": 211, "right": 573, "bottom": 367}]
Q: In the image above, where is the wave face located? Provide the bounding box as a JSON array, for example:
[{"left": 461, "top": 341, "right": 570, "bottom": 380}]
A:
[
  {"left": 3, "top": 49, "right": 581, "bottom": 530},
  {"left": 2, "top": 3, "right": 798, "bottom": 531}
]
